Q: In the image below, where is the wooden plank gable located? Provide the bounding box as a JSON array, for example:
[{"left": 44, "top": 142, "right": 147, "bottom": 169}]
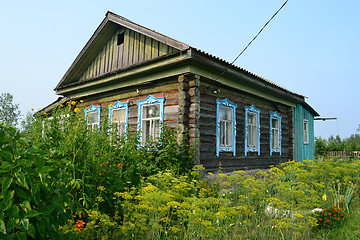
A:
[{"left": 79, "top": 27, "right": 179, "bottom": 81}]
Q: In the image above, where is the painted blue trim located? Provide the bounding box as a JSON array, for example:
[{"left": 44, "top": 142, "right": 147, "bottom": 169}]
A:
[
  {"left": 270, "top": 111, "right": 282, "bottom": 156},
  {"left": 108, "top": 101, "right": 129, "bottom": 135},
  {"left": 244, "top": 105, "right": 261, "bottom": 156},
  {"left": 216, "top": 98, "right": 237, "bottom": 157},
  {"left": 84, "top": 105, "right": 101, "bottom": 131},
  {"left": 137, "top": 95, "right": 165, "bottom": 144}
]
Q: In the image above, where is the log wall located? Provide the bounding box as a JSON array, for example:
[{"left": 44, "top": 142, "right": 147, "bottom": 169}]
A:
[
  {"left": 198, "top": 79, "right": 294, "bottom": 172},
  {"left": 78, "top": 77, "right": 179, "bottom": 133}
]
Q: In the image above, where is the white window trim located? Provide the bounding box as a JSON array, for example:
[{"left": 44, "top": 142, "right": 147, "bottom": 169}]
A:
[
  {"left": 137, "top": 95, "right": 165, "bottom": 146},
  {"left": 270, "top": 112, "right": 282, "bottom": 156},
  {"left": 303, "top": 119, "right": 309, "bottom": 144},
  {"left": 245, "top": 105, "right": 261, "bottom": 156},
  {"left": 216, "top": 98, "right": 237, "bottom": 157}
]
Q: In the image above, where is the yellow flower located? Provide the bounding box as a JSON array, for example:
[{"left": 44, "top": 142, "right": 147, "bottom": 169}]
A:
[
  {"left": 78, "top": 117, "right": 82, "bottom": 121},
  {"left": 74, "top": 108, "right": 80, "bottom": 113},
  {"left": 114, "top": 117, "right": 117, "bottom": 120},
  {"left": 60, "top": 104, "right": 64, "bottom": 107},
  {"left": 88, "top": 114, "right": 92, "bottom": 118},
  {"left": 71, "top": 101, "right": 76, "bottom": 106},
  {"left": 109, "top": 104, "right": 113, "bottom": 107},
  {"left": 31, "top": 108, "right": 34, "bottom": 111},
  {"left": 51, "top": 107, "right": 54, "bottom": 109},
  {"left": 80, "top": 100, "right": 84, "bottom": 103},
  {"left": 322, "top": 194, "right": 327, "bottom": 201}
]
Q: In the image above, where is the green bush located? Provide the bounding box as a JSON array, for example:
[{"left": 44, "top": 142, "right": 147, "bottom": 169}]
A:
[
  {"left": 0, "top": 123, "right": 70, "bottom": 239},
  {"left": 24, "top": 103, "right": 194, "bottom": 223}
]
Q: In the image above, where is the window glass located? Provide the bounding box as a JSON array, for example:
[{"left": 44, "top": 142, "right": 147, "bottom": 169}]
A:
[
  {"left": 219, "top": 106, "right": 233, "bottom": 147},
  {"left": 88, "top": 112, "right": 99, "bottom": 124},
  {"left": 143, "top": 104, "right": 160, "bottom": 119},
  {"left": 137, "top": 95, "right": 165, "bottom": 146},
  {"left": 111, "top": 108, "right": 126, "bottom": 135},
  {"left": 112, "top": 108, "right": 126, "bottom": 122},
  {"left": 247, "top": 112, "right": 257, "bottom": 148},
  {"left": 141, "top": 103, "right": 161, "bottom": 143},
  {"left": 303, "top": 119, "right": 309, "bottom": 144},
  {"left": 216, "top": 99, "right": 237, "bottom": 157},
  {"left": 269, "top": 112, "right": 282, "bottom": 155},
  {"left": 244, "top": 105, "right": 260, "bottom": 156}
]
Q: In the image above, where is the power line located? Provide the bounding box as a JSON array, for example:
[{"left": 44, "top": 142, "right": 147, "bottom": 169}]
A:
[{"left": 214, "top": 0, "right": 289, "bottom": 81}]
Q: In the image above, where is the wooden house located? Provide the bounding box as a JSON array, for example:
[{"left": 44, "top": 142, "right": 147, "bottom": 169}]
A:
[{"left": 45, "top": 12, "right": 319, "bottom": 172}]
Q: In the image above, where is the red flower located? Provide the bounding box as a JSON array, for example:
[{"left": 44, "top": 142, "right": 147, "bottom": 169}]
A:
[
  {"left": 321, "top": 211, "right": 324, "bottom": 214},
  {"left": 341, "top": 214, "right": 344, "bottom": 217},
  {"left": 338, "top": 217, "right": 341, "bottom": 220},
  {"left": 326, "top": 219, "right": 330, "bottom": 222},
  {"left": 117, "top": 163, "right": 123, "bottom": 167},
  {"left": 328, "top": 212, "right": 331, "bottom": 216},
  {"left": 75, "top": 220, "right": 85, "bottom": 231},
  {"left": 319, "top": 218, "right": 323, "bottom": 221}
]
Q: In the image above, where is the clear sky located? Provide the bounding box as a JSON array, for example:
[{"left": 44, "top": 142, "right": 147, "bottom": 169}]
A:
[{"left": 1, "top": 0, "right": 359, "bottom": 139}]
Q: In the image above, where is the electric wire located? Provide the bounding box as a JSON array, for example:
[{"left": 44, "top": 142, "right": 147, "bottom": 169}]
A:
[{"left": 214, "top": 0, "right": 289, "bottom": 81}]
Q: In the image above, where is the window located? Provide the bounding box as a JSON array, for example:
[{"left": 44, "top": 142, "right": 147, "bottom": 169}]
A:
[
  {"left": 270, "top": 112, "right": 282, "bottom": 155},
  {"left": 303, "top": 119, "right": 309, "bottom": 144},
  {"left": 108, "top": 101, "right": 129, "bottom": 136},
  {"left": 216, "top": 99, "right": 237, "bottom": 157},
  {"left": 117, "top": 32, "right": 124, "bottom": 45},
  {"left": 137, "top": 95, "right": 165, "bottom": 145},
  {"left": 84, "top": 105, "right": 101, "bottom": 131},
  {"left": 245, "top": 105, "right": 260, "bottom": 156}
]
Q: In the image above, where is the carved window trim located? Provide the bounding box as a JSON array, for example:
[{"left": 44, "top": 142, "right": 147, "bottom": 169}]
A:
[
  {"left": 216, "top": 98, "right": 237, "bottom": 157},
  {"left": 245, "top": 105, "right": 261, "bottom": 156},
  {"left": 108, "top": 101, "right": 129, "bottom": 137},
  {"left": 270, "top": 112, "right": 282, "bottom": 156},
  {"left": 84, "top": 105, "right": 101, "bottom": 131},
  {"left": 137, "top": 95, "right": 165, "bottom": 145}
]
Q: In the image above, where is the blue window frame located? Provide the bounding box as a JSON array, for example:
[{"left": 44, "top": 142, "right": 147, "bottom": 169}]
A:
[
  {"left": 84, "top": 105, "right": 101, "bottom": 131},
  {"left": 216, "top": 99, "right": 237, "bottom": 157},
  {"left": 108, "top": 101, "right": 129, "bottom": 136},
  {"left": 270, "top": 111, "right": 282, "bottom": 156},
  {"left": 137, "top": 95, "right": 165, "bottom": 145},
  {"left": 244, "top": 105, "right": 260, "bottom": 156}
]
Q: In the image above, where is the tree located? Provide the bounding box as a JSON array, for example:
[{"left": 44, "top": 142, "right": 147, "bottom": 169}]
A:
[
  {"left": 0, "top": 92, "right": 21, "bottom": 126},
  {"left": 20, "top": 110, "right": 35, "bottom": 133},
  {"left": 315, "top": 137, "right": 328, "bottom": 155}
]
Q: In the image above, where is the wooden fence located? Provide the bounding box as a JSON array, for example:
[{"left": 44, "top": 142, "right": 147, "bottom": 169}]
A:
[{"left": 327, "top": 151, "right": 360, "bottom": 158}]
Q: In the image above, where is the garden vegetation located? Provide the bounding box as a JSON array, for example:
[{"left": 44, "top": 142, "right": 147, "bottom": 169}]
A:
[{"left": 1, "top": 101, "right": 359, "bottom": 239}]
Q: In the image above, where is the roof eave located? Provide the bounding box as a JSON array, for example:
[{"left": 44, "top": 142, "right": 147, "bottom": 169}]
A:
[
  {"left": 189, "top": 48, "right": 305, "bottom": 103},
  {"left": 55, "top": 11, "right": 190, "bottom": 91},
  {"left": 301, "top": 101, "right": 320, "bottom": 117}
]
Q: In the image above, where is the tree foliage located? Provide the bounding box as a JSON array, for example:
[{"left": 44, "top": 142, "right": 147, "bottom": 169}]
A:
[
  {"left": 315, "top": 134, "right": 360, "bottom": 155},
  {"left": 0, "top": 92, "right": 21, "bottom": 126}
]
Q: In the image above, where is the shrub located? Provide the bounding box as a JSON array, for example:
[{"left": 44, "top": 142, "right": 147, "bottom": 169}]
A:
[
  {"left": 0, "top": 123, "right": 70, "bottom": 239},
  {"left": 24, "top": 103, "right": 194, "bottom": 221}
]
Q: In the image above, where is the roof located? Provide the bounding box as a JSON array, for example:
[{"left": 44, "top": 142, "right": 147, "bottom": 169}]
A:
[
  {"left": 55, "top": 11, "right": 189, "bottom": 90},
  {"left": 55, "top": 11, "right": 312, "bottom": 107},
  {"left": 301, "top": 101, "right": 320, "bottom": 117}
]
